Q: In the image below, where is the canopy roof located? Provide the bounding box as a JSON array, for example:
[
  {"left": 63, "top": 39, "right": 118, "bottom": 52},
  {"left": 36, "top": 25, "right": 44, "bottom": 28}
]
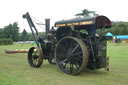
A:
[
  {"left": 106, "top": 32, "right": 113, "bottom": 36},
  {"left": 55, "top": 16, "right": 111, "bottom": 29},
  {"left": 114, "top": 35, "right": 128, "bottom": 40}
]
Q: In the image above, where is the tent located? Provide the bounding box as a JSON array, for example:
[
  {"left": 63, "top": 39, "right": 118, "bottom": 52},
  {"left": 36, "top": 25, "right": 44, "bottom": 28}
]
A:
[{"left": 106, "top": 32, "right": 113, "bottom": 36}]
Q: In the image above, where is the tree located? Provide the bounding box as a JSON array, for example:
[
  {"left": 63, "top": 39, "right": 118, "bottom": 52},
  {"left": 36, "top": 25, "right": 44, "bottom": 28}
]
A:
[
  {"left": 12, "top": 22, "right": 20, "bottom": 41},
  {"left": 3, "top": 22, "right": 20, "bottom": 41},
  {"left": 102, "top": 22, "right": 128, "bottom": 35},
  {"left": 3, "top": 24, "right": 12, "bottom": 38},
  {"left": 75, "top": 9, "right": 97, "bottom": 17},
  {"left": 0, "top": 29, "right": 4, "bottom": 38},
  {"left": 118, "top": 23, "right": 128, "bottom": 35},
  {"left": 25, "top": 33, "right": 34, "bottom": 41},
  {"left": 21, "top": 29, "right": 27, "bottom": 41}
]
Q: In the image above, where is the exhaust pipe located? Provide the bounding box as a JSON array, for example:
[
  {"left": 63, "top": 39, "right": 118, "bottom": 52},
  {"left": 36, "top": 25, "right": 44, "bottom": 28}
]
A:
[{"left": 45, "top": 19, "right": 50, "bottom": 37}]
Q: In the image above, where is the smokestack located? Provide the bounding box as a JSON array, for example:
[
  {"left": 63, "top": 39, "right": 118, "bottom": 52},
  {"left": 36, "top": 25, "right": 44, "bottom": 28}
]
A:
[{"left": 45, "top": 19, "right": 50, "bottom": 37}]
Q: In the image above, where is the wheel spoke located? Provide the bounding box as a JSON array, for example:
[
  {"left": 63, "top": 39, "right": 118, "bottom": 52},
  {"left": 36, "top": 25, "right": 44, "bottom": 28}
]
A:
[
  {"left": 71, "top": 52, "right": 82, "bottom": 57},
  {"left": 33, "top": 59, "right": 37, "bottom": 65},
  {"left": 70, "top": 63, "right": 74, "bottom": 73},
  {"left": 75, "top": 63, "right": 80, "bottom": 70},
  {"left": 63, "top": 62, "right": 68, "bottom": 69},
  {"left": 59, "top": 59, "right": 68, "bottom": 64},
  {"left": 70, "top": 44, "right": 79, "bottom": 55}
]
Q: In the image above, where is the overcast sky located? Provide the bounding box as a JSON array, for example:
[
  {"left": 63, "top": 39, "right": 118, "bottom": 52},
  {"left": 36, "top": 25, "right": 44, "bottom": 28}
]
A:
[{"left": 0, "top": 0, "right": 128, "bottom": 32}]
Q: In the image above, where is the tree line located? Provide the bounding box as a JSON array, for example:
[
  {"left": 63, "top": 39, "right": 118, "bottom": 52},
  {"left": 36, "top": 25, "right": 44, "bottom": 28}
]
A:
[
  {"left": 0, "top": 22, "right": 128, "bottom": 42},
  {"left": 107, "top": 22, "right": 128, "bottom": 35},
  {"left": 96, "top": 22, "right": 128, "bottom": 35},
  {"left": 0, "top": 22, "right": 20, "bottom": 45},
  {"left": 0, "top": 22, "right": 19, "bottom": 41},
  {"left": 0, "top": 22, "right": 45, "bottom": 45}
]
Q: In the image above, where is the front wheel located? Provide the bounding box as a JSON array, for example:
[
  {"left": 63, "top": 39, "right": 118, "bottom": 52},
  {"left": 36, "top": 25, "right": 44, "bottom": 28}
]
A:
[{"left": 28, "top": 47, "right": 43, "bottom": 68}]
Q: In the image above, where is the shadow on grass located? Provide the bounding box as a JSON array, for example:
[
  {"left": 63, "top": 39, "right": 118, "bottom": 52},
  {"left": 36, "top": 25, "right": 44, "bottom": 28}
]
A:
[
  {"left": 38, "top": 63, "right": 109, "bottom": 77},
  {"left": 80, "top": 68, "right": 109, "bottom": 77}
]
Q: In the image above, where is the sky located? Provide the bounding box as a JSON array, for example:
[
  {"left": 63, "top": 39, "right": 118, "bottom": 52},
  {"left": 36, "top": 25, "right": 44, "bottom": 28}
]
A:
[{"left": 0, "top": 0, "right": 128, "bottom": 32}]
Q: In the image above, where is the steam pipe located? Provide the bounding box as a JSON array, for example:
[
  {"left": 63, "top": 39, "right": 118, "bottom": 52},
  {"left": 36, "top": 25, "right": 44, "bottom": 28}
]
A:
[{"left": 45, "top": 19, "right": 50, "bottom": 37}]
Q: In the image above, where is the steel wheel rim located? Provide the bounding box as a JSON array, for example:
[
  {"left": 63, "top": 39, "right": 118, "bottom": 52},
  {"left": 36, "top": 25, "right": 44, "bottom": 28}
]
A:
[
  {"left": 28, "top": 47, "right": 43, "bottom": 67},
  {"left": 55, "top": 37, "right": 88, "bottom": 75}
]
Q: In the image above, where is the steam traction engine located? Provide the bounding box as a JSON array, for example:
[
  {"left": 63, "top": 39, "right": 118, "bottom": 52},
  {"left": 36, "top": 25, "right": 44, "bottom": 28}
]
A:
[{"left": 23, "top": 12, "right": 111, "bottom": 75}]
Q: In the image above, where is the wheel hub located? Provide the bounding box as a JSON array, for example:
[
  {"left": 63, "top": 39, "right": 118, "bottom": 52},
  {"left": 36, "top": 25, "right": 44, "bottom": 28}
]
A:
[{"left": 33, "top": 55, "right": 38, "bottom": 59}]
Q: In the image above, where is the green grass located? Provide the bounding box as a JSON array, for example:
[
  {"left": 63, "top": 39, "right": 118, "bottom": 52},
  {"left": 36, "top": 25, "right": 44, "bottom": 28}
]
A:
[{"left": 0, "top": 42, "right": 128, "bottom": 85}]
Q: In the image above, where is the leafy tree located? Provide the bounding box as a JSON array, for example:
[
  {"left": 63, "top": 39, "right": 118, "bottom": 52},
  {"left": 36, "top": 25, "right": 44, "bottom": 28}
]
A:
[
  {"left": 103, "top": 22, "right": 128, "bottom": 35},
  {"left": 3, "top": 22, "right": 20, "bottom": 41},
  {"left": 40, "top": 32, "right": 45, "bottom": 38},
  {"left": 25, "top": 33, "right": 34, "bottom": 41},
  {"left": 75, "top": 9, "right": 97, "bottom": 17},
  {"left": 12, "top": 22, "right": 20, "bottom": 41},
  {"left": 119, "top": 23, "right": 128, "bottom": 35},
  {"left": 0, "top": 29, "right": 4, "bottom": 38},
  {"left": 0, "top": 38, "right": 13, "bottom": 45},
  {"left": 3, "top": 24, "right": 12, "bottom": 38},
  {"left": 24, "top": 32, "right": 45, "bottom": 41},
  {"left": 21, "top": 29, "right": 27, "bottom": 41}
]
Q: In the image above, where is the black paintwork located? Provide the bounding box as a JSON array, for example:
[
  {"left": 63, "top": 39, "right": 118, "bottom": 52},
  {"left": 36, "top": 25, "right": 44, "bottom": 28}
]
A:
[
  {"left": 55, "top": 16, "right": 111, "bottom": 29},
  {"left": 23, "top": 12, "right": 112, "bottom": 75}
]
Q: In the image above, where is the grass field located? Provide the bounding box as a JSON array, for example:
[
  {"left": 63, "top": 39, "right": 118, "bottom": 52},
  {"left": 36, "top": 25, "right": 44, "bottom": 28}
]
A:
[{"left": 0, "top": 42, "right": 128, "bottom": 85}]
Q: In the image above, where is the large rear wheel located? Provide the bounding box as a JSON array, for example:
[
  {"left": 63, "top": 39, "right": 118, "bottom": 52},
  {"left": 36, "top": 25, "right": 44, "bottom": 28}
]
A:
[{"left": 55, "top": 37, "right": 88, "bottom": 75}]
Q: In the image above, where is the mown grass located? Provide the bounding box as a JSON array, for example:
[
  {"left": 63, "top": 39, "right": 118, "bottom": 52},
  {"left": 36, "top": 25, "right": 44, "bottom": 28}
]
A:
[{"left": 0, "top": 42, "right": 128, "bottom": 85}]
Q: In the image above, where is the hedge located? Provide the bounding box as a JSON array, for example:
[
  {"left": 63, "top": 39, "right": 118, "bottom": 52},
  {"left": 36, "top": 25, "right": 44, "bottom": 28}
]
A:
[{"left": 0, "top": 38, "right": 13, "bottom": 45}]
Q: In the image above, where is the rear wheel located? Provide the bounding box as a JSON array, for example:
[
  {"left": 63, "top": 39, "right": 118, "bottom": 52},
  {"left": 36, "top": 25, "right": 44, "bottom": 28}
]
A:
[
  {"left": 55, "top": 37, "right": 88, "bottom": 75},
  {"left": 28, "top": 47, "right": 43, "bottom": 67}
]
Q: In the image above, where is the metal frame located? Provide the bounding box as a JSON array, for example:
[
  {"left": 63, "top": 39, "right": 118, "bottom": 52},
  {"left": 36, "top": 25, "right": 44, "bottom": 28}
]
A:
[{"left": 23, "top": 12, "right": 111, "bottom": 75}]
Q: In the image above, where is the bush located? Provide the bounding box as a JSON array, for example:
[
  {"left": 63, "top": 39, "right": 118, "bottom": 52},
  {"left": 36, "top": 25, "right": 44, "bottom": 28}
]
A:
[
  {"left": 8, "top": 38, "right": 13, "bottom": 45},
  {"left": 0, "top": 38, "right": 13, "bottom": 45},
  {"left": 0, "top": 39, "right": 3, "bottom": 45}
]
